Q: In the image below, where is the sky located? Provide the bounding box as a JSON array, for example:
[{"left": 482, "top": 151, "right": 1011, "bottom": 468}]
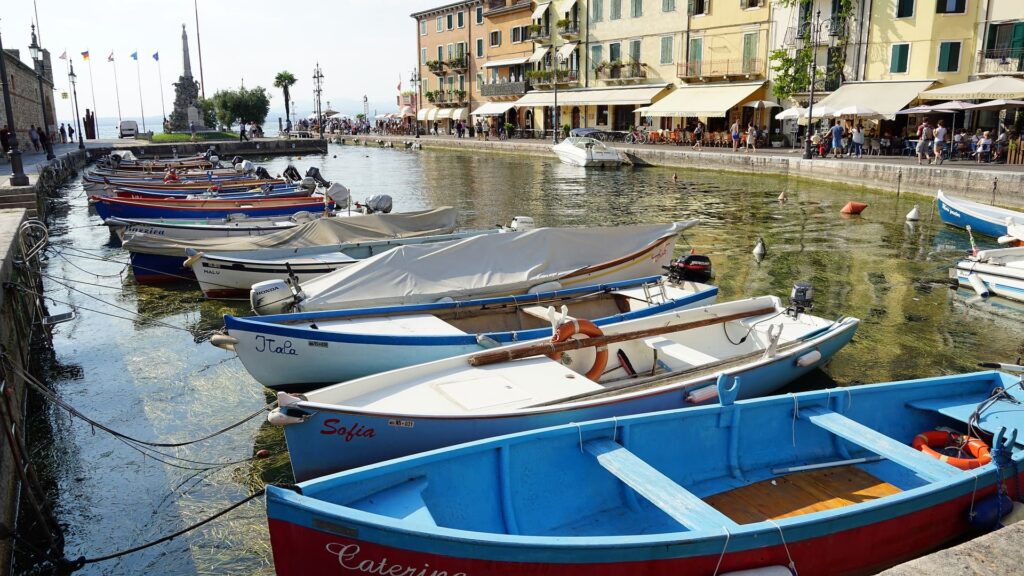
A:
[{"left": 4, "top": 0, "right": 444, "bottom": 124}]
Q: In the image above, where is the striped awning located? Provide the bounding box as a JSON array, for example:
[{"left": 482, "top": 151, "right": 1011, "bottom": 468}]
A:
[
  {"left": 556, "top": 42, "right": 578, "bottom": 61},
  {"left": 641, "top": 82, "right": 764, "bottom": 118},
  {"left": 436, "top": 108, "right": 454, "bottom": 119},
  {"left": 417, "top": 109, "right": 429, "bottom": 121},
  {"left": 532, "top": 2, "right": 550, "bottom": 19},
  {"left": 451, "top": 108, "right": 468, "bottom": 121},
  {"left": 472, "top": 102, "right": 516, "bottom": 116},
  {"left": 516, "top": 84, "right": 670, "bottom": 107},
  {"left": 528, "top": 45, "right": 550, "bottom": 64},
  {"left": 425, "top": 108, "right": 440, "bottom": 121}
]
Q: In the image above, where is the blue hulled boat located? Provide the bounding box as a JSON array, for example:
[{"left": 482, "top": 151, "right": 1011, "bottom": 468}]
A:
[
  {"left": 267, "top": 370, "right": 1023, "bottom": 576},
  {"left": 937, "top": 190, "right": 1024, "bottom": 239}
]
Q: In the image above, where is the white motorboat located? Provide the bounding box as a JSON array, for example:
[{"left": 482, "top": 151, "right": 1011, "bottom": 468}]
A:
[
  {"left": 551, "top": 137, "right": 626, "bottom": 167},
  {"left": 951, "top": 246, "right": 1024, "bottom": 303}
]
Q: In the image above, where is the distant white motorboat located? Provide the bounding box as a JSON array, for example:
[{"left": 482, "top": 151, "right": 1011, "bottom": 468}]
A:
[
  {"left": 551, "top": 137, "right": 626, "bottom": 167},
  {"left": 951, "top": 246, "right": 1024, "bottom": 303}
]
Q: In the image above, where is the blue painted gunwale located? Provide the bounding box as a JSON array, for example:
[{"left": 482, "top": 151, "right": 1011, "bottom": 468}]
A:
[
  {"left": 224, "top": 277, "right": 718, "bottom": 347},
  {"left": 937, "top": 193, "right": 1018, "bottom": 239},
  {"left": 114, "top": 184, "right": 302, "bottom": 199},
  {"left": 92, "top": 197, "right": 332, "bottom": 221},
  {"left": 268, "top": 371, "right": 1022, "bottom": 564}
]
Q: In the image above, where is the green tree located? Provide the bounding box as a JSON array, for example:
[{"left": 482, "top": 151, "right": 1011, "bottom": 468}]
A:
[
  {"left": 211, "top": 87, "right": 272, "bottom": 130},
  {"left": 274, "top": 71, "right": 297, "bottom": 124},
  {"left": 197, "top": 97, "right": 218, "bottom": 129}
]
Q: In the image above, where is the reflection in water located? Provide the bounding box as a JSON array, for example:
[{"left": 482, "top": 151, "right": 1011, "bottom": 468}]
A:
[{"left": 29, "top": 143, "right": 1024, "bottom": 574}]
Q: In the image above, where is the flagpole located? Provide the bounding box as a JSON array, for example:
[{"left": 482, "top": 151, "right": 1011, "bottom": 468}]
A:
[
  {"left": 194, "top": 0, "right": 206, "bottom": 99},
  {"left": 86, "top": 53, "right": 98, "bottom": 138},
  {"left": 155, "top": 53, "right": 166, "bottom": 128},
  {"left": 110, "top": 53, "right": 123, "bottom": 123},
  {"left": 62, "top": 49, "right": 74, "bottom": 127},
  {"left": 134, "top": 54, "right": 146, "bottom": 132}
]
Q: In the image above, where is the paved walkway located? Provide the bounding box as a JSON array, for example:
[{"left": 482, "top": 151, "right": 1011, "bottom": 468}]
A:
[
  {"left": 379, "top": 133, "right": 1024, "bottom": 174},
  {"left": 0, "top": 141, "right": 111, "bottom": 176}
]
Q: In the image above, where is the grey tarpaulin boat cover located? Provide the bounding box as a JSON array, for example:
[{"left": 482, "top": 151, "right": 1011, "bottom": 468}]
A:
[
  {"left": 294, "top": 221, "right": 696, "bottom": 312},
  {"left": 122, "top": 207, "right": 459, "bottom": 258}
]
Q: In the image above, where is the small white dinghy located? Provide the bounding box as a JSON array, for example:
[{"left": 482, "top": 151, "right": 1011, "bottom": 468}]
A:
[
  {"left": 551, "top": 137, "right": 626, "bottom": 167},
  {"left": 951, "top": 246, "right": 1024, "bottom": 303}
]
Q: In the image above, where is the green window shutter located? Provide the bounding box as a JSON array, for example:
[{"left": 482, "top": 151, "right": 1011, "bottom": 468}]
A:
[
  {"left": 1012, "top": 23, "right": 1024, "bottom": 57},
  {"left": 611, "top": 0, "right": 621, "bottom": 19},
  {"left": 938, "top": 42, "right": 950, "bottom": 71},
  {"left": 890, "top": 44, "right": 908, "bottom": 73},
  {"left": 705, "top": 0, "right": 711, "bottom": 14},
  {"left": 633, "top": 0, "right": 643, "bottom": 17},
  {"left": 987, "top": 24, "right": 999, "bottom": 51},
  {"left": 742, "top": 33, "right": 757, "bottom": 62},
  {"left": 661, "top": 36, "right": 673, "bottom": 64},
  {"left": 688, "top": 0, "right": 695, "bottom": 14}
]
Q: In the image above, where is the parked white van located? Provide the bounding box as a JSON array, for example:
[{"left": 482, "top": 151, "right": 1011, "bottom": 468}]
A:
[{"left": 118, "top": 120, "right": 138, "bottom": 138}]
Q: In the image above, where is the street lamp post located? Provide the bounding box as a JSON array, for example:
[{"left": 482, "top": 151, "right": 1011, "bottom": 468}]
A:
[
  {"left": 801, "top": 9, "right": 840, "bottom": 160},
  {"left": 68, "top": 62, "right": 85, "bottom": 150},
  {"left": 313, "top": 63, "right": 325, "bottom": 139},
  {"left": 28, "top": 25, "right": 56, "bottom": 160},
  {"left": 410, "top": 67, "right": 420, "bottom": 138},
  {"left": 552, "top": 51, "right": 564, "bottom": 144},
  {"left": 0, "top": 26, "right": 29, "bottom": 185}
]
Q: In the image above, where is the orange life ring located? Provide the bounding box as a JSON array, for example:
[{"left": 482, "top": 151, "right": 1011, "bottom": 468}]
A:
[
  {"left": 912, "top": 430, "right": 991, "bottom": 470},
  {"left": 547, "top": 319, "right": 608, "bottom": 381}
]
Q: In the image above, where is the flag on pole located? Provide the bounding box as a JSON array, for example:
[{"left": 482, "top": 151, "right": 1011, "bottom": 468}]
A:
[
  {"left": 81, "top": 51, "right": 90, "bottom": 60},
  {"left": 397, "top": 74, "right": 401, "bottom": 92},
  {"left": 58, "top": 51, "right": 67, "bottom": 60},
  {"left": 152, "top": 52, "right": 159, "bottom": 61},
  {"left": 131, "top": 51, "right": 138, "bottom": 60},
  {"left": 107, "top": 52, "right": 114, "bottom": 62}
]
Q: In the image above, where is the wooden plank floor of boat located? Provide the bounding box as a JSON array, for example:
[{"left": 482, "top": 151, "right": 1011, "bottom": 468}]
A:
[{"left": 705, "top": 466, "right": 901, "bottom": 524}]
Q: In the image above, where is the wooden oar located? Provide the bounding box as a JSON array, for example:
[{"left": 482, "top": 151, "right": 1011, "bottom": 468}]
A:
[{"left": 468, "top": 306, "right": 778, "bottom": 368}]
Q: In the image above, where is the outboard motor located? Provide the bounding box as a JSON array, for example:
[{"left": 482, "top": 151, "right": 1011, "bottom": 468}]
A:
[
  {"left": 787, "top": 281, "right": 814, "bottom": 316},
  {"left": 282, "top": 165, "right": 302, "bottom": 183},
  {"left": 209, "top": 155, "right": 221, "bottom": 168},
  {"left": 664, "top": 251, "right": 714, "bottom": 283},
  {"left": 298, "top": 177, "right": 318, "bottom": 193},
  {"left": 233, "top": 159, "right": 254, "bottom": 174},
  {"left": 255, "top": 166, "right": 272, "bottom": 180},
  {"left": 250, "top": 278, "right": 303, "bottom": 315},
  {"left": 305, "top": 167, "right": 331, "bottom": 188},
  {"left": 325, "top": 183, "right": 351, "bottom": 208},
  {"left": 230, "top": 156, "right": 244, "bottom": 166},
  {"left": 363, "top": 194, "right": 393, "bottom": 214}
]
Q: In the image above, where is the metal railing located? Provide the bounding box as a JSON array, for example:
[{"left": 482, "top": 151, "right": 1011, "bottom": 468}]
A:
[
  {"left": 531, "top": 69, "right": 579, "bottom": 85},
  {"left": 603, "top": 65, "right": 646, "bottom": 80},
  {"left": 676, "top": 58, "right": 764, "bottom": 79},
  {"left": 976, "top": 49, "right": 1024, "bottom": 75},
  {"left": 481, "top": 80, "right": 531, "bottom": 97},
  {"left": 530, "top": 27, "right": 551, "bottom": 41},
  {"left": 559, "top": 21, "right": 580, "bottom": 36}
]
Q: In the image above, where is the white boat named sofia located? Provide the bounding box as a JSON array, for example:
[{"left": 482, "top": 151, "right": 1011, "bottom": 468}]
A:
[
  {"left": 951, "top": 246, "right": 1024, "bottom": 302},
  {"left": 552, "top": 137, "right": 626, "bottom": 167}
]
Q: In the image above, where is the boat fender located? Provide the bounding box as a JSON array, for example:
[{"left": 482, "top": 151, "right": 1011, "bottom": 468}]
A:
[
  {"left": 997, "top": 235, "right": 1017, "bottom": 245},
  {"left": 267, "top": 406, "right": 310, "bottom": 426},
  {"left": 686, "top": 384, "right": 719, "bottom": 404},
  {"left": 720, "top": 567, "right": 795, "bottom": 576},
  {"left": 547, "top": 319, "right": 608, "bottom": 381},
  {"left": 435, "top": 296, "right": 456, "bottom": 304},
  {"left": 795, "top": 349, "right": 822, "bottom": 367},
  {"left": 277, "top": 391, "right": 305, "bottom": 407},
  {"left": 210, "top": 333, "right": 238, "bottom": 352},
  {"left": 967, "top": 274, "right": 990, "bottom": 298},
  {"left": 183, "top": 250, "right": 205, "bottom": 269},
  {"left": 528, "top": 281, "right": 562, "bottom": 295},
  {"left": 476, "top": 334, "right": 501, "bottom": 348},
  {"left": 968, "top": 493, "right": 1015, "bottom": 531}
]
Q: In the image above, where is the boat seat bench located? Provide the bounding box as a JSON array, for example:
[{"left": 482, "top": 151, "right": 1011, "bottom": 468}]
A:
[
  {"left": 643, "top": 337, "right": 718, "bottom": 372},
  {"left": 584, "top": 438, "right": 739, "bottom": 531},
  {"left": 800, "top": 406, "right": 961, "bottom": 482}
]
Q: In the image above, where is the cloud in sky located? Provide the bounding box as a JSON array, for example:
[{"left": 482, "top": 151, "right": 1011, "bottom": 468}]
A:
[{"left": 4, "top": 0, "right": 444, "bottom": 122}]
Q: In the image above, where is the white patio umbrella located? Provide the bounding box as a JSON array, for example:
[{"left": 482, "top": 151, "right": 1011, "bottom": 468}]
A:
[
  {"left": 745, "top": 100, "right": 781, "bottom": 128},
  {"left": 831, "top": 105, "right": 881, "bottom": 119},
  {"left": 965, "top": 99, "right": 1024, "bottom": 110},
  {"left": 919, "top": 77, "right": 1024, "bottom": 101},
  {"left": 928, "top": 100, "right": 973, "bottom": 111},
  {"left": 894, "top": 105, "right": 935, "bottom": 115},
  {"left": 775, "top": 106, "right": 806, "bottom": 120}
]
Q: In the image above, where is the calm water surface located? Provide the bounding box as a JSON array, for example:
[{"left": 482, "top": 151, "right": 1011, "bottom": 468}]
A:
[{"left": 30, "top": 143, "right": 1024, "bottom": 574}]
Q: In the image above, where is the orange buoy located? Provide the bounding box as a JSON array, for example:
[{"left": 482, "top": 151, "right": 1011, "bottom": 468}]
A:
[{"left": 840, "top": 201, "right": 868, "bottom": 215}]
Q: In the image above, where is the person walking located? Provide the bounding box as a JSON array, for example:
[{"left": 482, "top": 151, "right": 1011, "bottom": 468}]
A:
[
  {"left": 693, "top": 121, "right": 704, "bottom": 150},
  {"left": 829, "top": 120, "right": 844, "bottom": 158},
  {"left": 730, "top": 120, "right": 740, "bottom": 152},
  {"left": 745, "top": 123, "right": 757, "bottom": 153},
  {"left": 68, "top": 125, "right": 75, "bottom": 142},
  {"left": 59, "top": 123, "right": 68, "bottom": 144},
  {"left": 1, "top": 125, "right": 10, "bottom": 155},
  {"left": 28, "top": 125, "right": 41, "bottom": 151},
  {"left": 851, "top": 124, "right": 864, "bottom": 158},
  {"left": 482, "top": 118, "right": 490, "bottom": 141},
  {"left": 916, "top": 119, "right": 933, "bottom": 165},
  {"left": 189, "top": 120, "right": 197, "bottom": 142},
  {"left": 933, "top": 119, "right": 947, "bottom": 165}
]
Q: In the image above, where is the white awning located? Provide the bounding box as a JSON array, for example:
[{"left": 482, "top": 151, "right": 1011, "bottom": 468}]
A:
[
  {"left": 425, "top": 108, "right": 440, "bottom": 121},
  {"left": 642, "top": 82, "right": 764, "bottom": 118},
  {"left": 528, "top": 45, "right": 549, "bottom": 64},
  {"left": 483, "top": 56, "right": 530, "bottom": 68},
  {"left": 556, "top": 42, "right": 578, "bottom": 61},
  {"left": 417, "top": 109, "right": 428, "bottom": 121},
  {"left": 451, "top": 107, "right": 468, "bottom": 121},
  {"left": 817, "top": 80, "right": 937, "bottom": 119},
  {"left": 532, "top": 2, "right": 550, "bottom": 19},
  {"left": 516, "top": 84, "right": 670, "bottom": 107},
  {"left": 562, "top": 0, "right": 577, "bottom": 13},
  {"left": 472, "top": 102, "right": 516, "bottom": 116},
  {"left": 919, "top": 76, "right": 1024, "bottom": 101},
  {"left": 399, "top": 105, "right": 414, "bottom": 118},
  {"left": 436, "top": 108, "right": 454, "bottom": 119}
]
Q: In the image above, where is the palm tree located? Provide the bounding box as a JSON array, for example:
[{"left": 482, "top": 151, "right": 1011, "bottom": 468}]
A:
[{"left": 274, "top": 71, "right": 297, "bottom": 126}]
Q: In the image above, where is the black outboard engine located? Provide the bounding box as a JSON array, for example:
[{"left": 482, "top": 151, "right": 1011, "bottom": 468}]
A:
[
  {"left": 255, "top": 166, "right": 272, "bottom": 180},
  {"left": 787, "top": 281, "right": 813, "bottom": 316},
  {"left": 664, "top": 251, "right": 713, "bottom": 283},
  {"left": 230, "top": 156, "right": 243, "bottom": 166},
  {"left": 363, "top": 194, "right": 393, "bottom": 214},
  {"left": 282, "top": 165, "right": 302, "bottom": 183},
  {"left": 305, "top": 167, "right": 331, "bottom": 188}
]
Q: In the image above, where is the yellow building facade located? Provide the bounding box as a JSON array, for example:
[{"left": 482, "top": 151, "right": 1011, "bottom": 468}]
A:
[{"left": 413, "top": 0, "right": 484, "bottom": 133}]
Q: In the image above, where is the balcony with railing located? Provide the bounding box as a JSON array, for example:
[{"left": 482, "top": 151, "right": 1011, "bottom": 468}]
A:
[
  {"left": 558, "top": 21, "right": 580, "bottom": 38},
  {"left": 484, "top": 0, "right": 531, "bottom": 15},
  {"left": 529, "top": 26, "right": 551, "bottom": 42},
  {"left": 425, "top": 90, "right": 468, "bottom": 106},
  {"left": 481, "top": 79, "right": 531, "bottom": 97},
  {"left": 676, "top": 59, "right": 764, "bottom": 81},
  {"left": 600, "top": 63, "right": 647, "bottom": 84},
  {"left": 426, "top": 60, "right": 446, "bottom": 76},
  {"left": 447, "top": 57, "right": 468, "bottom": 72},
  {"left": 976, "top": 48, "right": 1024, "bottom": 76},
  {"left": 528, "top": 68, "right": 578, "bottom": 87}
]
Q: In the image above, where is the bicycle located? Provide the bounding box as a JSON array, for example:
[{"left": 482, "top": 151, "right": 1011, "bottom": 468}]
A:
[{"left": 624, "top": 128, "right": 648, "bottom": 145}]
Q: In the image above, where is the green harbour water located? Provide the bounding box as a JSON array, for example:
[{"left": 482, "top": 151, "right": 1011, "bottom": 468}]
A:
[{"left": 28, "top": 143, "right": 1024, "bottom": 574}]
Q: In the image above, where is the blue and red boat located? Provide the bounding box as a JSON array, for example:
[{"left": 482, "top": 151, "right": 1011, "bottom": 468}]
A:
[
  {"left": 937, "top": 190, "right": 1024, "bottom": 239},
  {"left": 112, "top": 183, "right": 304, "bottom": 200},
  {"left": 90, "top": 195, "right": 333, "bottom": 221},
  {"left": 267, "top": 370, "right": 1024, "bottom": 575}
]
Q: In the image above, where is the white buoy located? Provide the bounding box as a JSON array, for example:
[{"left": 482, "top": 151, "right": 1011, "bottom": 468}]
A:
[
  {"left": 967, "top": 274, "right": 990, "bottom": 298},
  {"left": 906, "top": 204, "right": 920, "bottom": 221},
  {"left": 997, "top": 235, "right": 1017, "bottom": 244},
  {"left": 778, "top": 190, "right": 787, "bottom": 202},
  {"left": 753, "top": 237, "right": 767, "bottom": 259}
]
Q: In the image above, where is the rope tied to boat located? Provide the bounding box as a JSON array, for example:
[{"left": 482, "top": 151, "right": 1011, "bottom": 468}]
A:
[
  {"left": 712, "top": 525, "right": 731, "bottom": 576},
  {"left": 766, "top": 518, "right": 798, "bottom": 575}
]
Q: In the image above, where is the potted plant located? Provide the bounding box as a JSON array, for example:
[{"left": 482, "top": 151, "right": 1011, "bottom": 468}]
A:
[
  {"left": 455, "top": 89, "right": 467, "bottom": 101},
  {"left": 504, "top": 122, "right": 515, "bottom": 137},
  {"left": 528, "top": 23, "right": 543, "bottom": 34},
  {"left": 594, "top": 61, "right": 608, "bottom": 73},
  {"left": 556, "top": 17, "right": 570, "bottom": 29},
  {"left": 425, "top": 91, "right": 437, "bottom": 103},
  {"left": 770, "top": 133, "right": 785, "bottom": 148},
  {"left": 448, "top": 57, "right": 466, "bottom": 68},
  {"left": 562, "top": 124, "right": 571, "bottom": 137}
]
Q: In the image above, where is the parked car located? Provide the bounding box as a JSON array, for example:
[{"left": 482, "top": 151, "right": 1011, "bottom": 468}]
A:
[{"left": 118, "top": 120, "right": 138, "bottom": 138}]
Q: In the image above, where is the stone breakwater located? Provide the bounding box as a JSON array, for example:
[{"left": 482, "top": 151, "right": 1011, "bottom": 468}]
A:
[{"left": 365, "top": 134, "right": 1024, "bottom": 209}]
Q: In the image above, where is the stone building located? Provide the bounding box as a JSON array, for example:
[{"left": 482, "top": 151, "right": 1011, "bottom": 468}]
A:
[{"left": 1, "top": 48, "right": 57, "bottom": 149}]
